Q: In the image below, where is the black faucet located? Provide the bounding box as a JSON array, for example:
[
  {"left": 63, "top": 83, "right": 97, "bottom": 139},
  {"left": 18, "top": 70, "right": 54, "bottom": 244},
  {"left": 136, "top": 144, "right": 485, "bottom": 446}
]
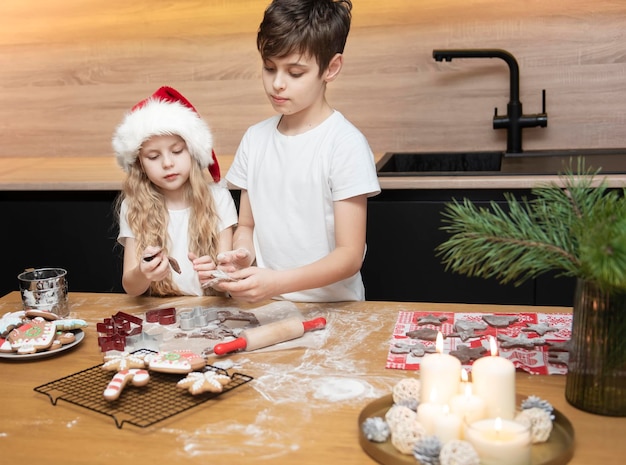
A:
[{"left": 432, "top": 49, "right": 547, "bottom": 154}]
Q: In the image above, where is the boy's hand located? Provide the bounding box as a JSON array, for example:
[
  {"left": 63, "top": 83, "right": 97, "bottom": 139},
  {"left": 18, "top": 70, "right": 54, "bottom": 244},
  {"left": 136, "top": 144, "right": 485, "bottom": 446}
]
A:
[
  {"left": 216, "top": 248, "right": 253, "bottom": 272},
  {"left": 218, "top": 267, "right": 281, "bottom": 303}
]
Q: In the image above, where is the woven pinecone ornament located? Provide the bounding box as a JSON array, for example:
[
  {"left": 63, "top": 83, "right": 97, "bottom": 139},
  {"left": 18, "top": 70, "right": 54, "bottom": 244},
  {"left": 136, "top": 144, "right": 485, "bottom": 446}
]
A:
[
  {"left": 396, "top": 397, "right": 419, "bottom": 411},
  {"left": 521, "top": 395, "right": 555, "bottom": 419},
  {"left": 413, "top": 435, "right": 442, "bottom": 465},
  {"left": 392, "top": 377, "right": 421, "bottom": 405},
  {"left": 361, "top": 416, "right": 391, "bottom": 443},
  {"left": 515, "top": 407, "right": 553, "bottom": 443},
  {"left": 439, "top": 440, "right": 480, "bottom": 465}
]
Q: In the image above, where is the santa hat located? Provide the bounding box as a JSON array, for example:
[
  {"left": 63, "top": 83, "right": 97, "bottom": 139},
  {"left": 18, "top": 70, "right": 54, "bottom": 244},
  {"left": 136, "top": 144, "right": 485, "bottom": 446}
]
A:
[{"left": 112, "top": 86, "right": 220, "bottom": 182}]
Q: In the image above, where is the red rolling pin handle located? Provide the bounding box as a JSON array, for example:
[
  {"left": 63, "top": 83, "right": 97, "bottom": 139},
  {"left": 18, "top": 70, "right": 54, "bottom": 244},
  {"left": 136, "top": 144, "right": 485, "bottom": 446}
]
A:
[
  {"left": 213, "top": 316, "right": 327, "bottom": 355},
  {"left": 303, "top": 317, "right": 326, "bottom": 331}
]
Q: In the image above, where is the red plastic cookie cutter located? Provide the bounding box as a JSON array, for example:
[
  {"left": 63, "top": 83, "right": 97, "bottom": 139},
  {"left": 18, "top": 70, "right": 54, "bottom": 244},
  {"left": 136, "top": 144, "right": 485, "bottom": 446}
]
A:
[
  {"left": 96, "top": 311, "right": 143, "bottom": 352},
  {"left": 145, "top": 307, "right": 176, "bottom": 325}
]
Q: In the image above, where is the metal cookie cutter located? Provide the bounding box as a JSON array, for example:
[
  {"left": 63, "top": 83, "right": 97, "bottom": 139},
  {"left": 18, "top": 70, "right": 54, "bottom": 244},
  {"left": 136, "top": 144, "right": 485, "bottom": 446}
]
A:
[{"left": 178, "top": 307, "right": 220, "bottom": 330}]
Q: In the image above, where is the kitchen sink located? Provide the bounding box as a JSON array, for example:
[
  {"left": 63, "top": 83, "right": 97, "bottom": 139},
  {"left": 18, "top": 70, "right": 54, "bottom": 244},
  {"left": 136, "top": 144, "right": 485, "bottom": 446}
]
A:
[{"left": 376, "top": 149, "right": 626, "bottom": 176}]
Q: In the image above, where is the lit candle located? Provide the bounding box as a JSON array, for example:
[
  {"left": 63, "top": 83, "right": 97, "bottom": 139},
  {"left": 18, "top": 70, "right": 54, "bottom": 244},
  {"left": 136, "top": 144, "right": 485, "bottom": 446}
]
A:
[
  {"left": 417, "top": 389, "right": 445, "bottom": 434},
  {"left": 433, "top": 405, "right": 462, "bottom": 443},
  {"left": 459, "top": 367, "right": 470, "bottom": 393},
  {"left": 471, "top": 336, "right": 516, "bottom": 419},
  {"left": 449, "top": 380, "right": 487, "bottom": 429},
  {"left": 419, "top": 332, "right": 462, "bottom": 405},
  {"left": 465, "top": 417, "right": 531, "bottom": 465}
]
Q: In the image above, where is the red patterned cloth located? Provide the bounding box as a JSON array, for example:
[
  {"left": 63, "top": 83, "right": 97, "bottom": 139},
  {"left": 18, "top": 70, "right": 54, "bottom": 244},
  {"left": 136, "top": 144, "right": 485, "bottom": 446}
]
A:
[{"left": 386, "top": 311, "right": 572, "bottom": 375}]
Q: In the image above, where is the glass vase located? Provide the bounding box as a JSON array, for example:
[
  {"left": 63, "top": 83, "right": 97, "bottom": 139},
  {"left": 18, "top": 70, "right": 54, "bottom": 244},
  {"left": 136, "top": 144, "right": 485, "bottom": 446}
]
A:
[{"left": 565, "top": 279, "right": 626, "bottom": 416}]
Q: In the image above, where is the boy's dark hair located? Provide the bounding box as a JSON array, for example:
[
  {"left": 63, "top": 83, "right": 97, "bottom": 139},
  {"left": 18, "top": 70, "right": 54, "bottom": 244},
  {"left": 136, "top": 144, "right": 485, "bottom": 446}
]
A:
[{"left": 257, "top": 0, "right": 352, "bottom": 75}]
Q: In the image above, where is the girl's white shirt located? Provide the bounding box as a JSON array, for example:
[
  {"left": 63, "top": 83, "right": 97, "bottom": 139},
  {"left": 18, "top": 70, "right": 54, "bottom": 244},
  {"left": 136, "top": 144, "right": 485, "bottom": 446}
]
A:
[{"left": 118, "top": 183, "right": 238, "bottom": 296}]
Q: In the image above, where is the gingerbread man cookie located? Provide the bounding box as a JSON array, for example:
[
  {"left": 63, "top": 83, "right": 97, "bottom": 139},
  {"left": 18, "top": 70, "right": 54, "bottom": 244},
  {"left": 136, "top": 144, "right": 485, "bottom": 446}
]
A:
[
  {"left": 176, "top": 370, "right": 231, "bottom": 395},
  {"left": 50, "top": 331, "right": 77, "bottom": 351}
]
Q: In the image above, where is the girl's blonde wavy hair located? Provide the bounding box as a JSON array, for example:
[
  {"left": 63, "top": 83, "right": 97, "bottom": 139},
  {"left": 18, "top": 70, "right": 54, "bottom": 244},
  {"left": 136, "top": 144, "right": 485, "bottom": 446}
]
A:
[{"left": 116, "top": 157, "right": 221, "bottom": 296}]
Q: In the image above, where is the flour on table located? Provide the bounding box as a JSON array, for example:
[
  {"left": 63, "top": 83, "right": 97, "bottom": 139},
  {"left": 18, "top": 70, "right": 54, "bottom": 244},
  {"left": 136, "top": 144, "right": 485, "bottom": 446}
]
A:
[{"left": 312, "top": 377, "right": 371, "bottom": 402}]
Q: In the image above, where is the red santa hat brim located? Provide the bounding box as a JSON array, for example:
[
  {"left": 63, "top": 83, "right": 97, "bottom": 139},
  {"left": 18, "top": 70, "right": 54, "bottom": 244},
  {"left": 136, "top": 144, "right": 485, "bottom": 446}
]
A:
[{"left": 112, "top": 86, "right": 220, "bottom": 182}]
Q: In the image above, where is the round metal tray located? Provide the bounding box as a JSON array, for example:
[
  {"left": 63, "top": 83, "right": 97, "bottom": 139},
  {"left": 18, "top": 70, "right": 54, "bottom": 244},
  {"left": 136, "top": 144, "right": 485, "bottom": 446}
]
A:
[{"left": 358, "top": 394, "right": 575, "bottom": 465}]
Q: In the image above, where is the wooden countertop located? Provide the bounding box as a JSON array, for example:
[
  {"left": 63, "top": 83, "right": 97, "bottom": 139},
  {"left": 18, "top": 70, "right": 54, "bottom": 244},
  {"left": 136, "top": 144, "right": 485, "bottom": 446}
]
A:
[
  {"left": 2, "top": 156, "right": 625, "bottom": 191},
  {"left": 1, "top": 291, "right": 624, "bottom": 465}
]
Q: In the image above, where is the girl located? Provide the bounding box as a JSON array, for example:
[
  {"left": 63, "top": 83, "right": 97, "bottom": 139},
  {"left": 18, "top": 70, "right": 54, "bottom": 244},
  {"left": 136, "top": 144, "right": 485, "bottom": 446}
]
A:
[{"left": 112, "top": 86, "right": 237, "bottom": 296}]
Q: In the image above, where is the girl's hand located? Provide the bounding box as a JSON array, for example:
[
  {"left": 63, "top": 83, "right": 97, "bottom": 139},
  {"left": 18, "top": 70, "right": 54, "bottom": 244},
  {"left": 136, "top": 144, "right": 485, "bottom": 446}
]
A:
[
  {"left": 140, "top": 247, "right": 170, "bottom": 281},
  {"left": 188, "top": 252, "right": 218, "bottom": 288}
]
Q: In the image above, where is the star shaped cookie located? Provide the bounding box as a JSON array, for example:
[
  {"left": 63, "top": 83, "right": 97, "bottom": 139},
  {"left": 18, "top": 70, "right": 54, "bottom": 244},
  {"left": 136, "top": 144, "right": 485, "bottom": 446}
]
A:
[
  {"left": 497, "top": 333, "right": 545, "bottom": 349},
  {"left": 522, "top": 323, "right": 558, "bottom": 336},
  {"left": 416, "top": 314, "right": 448, "bottom": 326},
  {"left": 102, "top": 351, "right": 147, "bottom": 371},
  {"left": 177, "top": 370, "right": 232, "bottom": 395}
]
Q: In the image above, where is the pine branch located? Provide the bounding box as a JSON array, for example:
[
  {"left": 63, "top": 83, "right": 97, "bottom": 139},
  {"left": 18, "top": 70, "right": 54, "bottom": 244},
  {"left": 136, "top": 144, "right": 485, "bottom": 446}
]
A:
[{"left": 436, "top": 160, "right": 626, "bottom": 291}]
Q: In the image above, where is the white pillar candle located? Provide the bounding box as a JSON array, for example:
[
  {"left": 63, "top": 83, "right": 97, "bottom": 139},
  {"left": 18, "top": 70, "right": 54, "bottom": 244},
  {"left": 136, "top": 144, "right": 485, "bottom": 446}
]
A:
[
  {"left": 416, "top": 393, "right": 446, "bottom": 435},
  {"left": 433, "top": 405, "right": 462, "bottom": 444},
  {"left": 419, "top": 332, "right": 462, "bottom": 405},
  {"left": 465, "top": 417, "right": 531, "bottom": 465},
  {"left": 471, "top": 336, "right": 516, "bottom": 419},
  {"left": 449, "top": 382, "right": 487, "bottom": 428}
]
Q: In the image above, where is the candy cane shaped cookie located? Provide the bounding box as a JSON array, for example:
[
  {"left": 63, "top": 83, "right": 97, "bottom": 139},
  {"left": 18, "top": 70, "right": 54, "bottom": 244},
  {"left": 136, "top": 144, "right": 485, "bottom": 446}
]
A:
[{"left": 103, "top": 368, "right": 150, "bottom": 401}]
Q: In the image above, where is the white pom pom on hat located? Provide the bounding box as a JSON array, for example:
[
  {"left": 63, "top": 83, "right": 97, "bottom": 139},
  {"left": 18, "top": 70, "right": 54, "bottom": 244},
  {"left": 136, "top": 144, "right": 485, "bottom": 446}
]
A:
[{"left": 112, "top": 86, "right": 220, "bottom": 182}]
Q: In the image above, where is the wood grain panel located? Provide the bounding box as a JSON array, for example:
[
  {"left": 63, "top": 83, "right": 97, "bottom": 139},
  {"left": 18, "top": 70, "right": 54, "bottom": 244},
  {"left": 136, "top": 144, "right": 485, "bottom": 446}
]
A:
[{"left": 1, "top": 0, "right": 625, "bottom": 161}]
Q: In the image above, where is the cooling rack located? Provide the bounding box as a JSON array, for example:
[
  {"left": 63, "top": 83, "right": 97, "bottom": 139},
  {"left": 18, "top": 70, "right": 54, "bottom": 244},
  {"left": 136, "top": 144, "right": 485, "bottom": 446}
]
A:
[{"left": 33, "top": 349, "right": 253, "bottom": 429}]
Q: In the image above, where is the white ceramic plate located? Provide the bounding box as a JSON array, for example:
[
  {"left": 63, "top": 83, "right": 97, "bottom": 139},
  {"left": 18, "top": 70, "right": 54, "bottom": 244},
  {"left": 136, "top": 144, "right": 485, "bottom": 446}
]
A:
[{"left": 0, "top": 330, "right": 84, "bottom": 361}]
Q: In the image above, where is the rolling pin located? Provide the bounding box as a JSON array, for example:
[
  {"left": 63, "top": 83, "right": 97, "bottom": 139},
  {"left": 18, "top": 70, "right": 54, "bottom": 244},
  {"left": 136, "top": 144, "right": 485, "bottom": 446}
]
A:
[{"left": 213, "top": 316, "right": 327, "bottom": 355}]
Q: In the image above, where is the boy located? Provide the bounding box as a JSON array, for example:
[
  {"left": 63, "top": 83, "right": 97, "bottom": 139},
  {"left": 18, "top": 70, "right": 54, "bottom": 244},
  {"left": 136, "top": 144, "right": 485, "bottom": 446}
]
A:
[{"left": 218, "top": 0, "right": 380, "bottom": 302}]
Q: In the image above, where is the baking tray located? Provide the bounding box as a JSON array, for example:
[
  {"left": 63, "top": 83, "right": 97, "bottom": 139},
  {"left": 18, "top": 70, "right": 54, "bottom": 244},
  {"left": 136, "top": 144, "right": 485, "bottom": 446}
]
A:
[
  {"left": 34, "top": 349, "right": 253, "bottom": 429},
  {"left": 358, "top": 394, "right": 575, "bottom": 465}
]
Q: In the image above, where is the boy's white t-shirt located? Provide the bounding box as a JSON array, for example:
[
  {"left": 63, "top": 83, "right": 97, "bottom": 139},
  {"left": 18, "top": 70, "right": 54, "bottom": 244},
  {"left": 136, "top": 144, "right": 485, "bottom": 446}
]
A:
[
  {"left": 118, "top": 184, "right": 238, "bottom": 296},
  {"left": 226, "top": 110, "right": 381, "bottom": 302}
]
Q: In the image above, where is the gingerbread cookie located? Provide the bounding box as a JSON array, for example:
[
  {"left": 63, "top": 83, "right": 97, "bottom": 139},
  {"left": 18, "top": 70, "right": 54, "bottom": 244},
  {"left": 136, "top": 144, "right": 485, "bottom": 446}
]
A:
[
  {"left": 168, "top": 256, "right": 182, "bottom": 274},
  {"left": 103, "top": 368, "right": 150, "bottom": 401},
  {"left": 102, "top": 351, "right": 147, "bottom": 371},
  {"left": 482, "top": 314, "right": 519, "bottom": 328},
  {"left": 416, "top": 314, "right": 448, "bottom": 326},
  {"left": 522, "top": 323, "right": 558, "bottom": 336},
  {"left": 177, "top": 370, "right": 231, "bottom": 395},
  {"left": 406, "top": 328, "right": 439, "bottom": 341},
  {"left": 8, "top": 318, "right": 56, "bottom": 353},
  {"left": 497, "top": 333, "right": 545, "bottom": 349},
  {"left": 25, "top": 309, "right": 59, "bottom": 321},
  {"left": 49, "top": 331, "right": 77, "bottom": 351},
  {"left": 0, "top": 337, "right": 13, "bottom": 353},
  {"left": 145, "top": 350, "right": 206, "bottom": 373},
  {"left": 450, "top": 344, "right": 487, "bottom": 363},
  {"left": 54, "top": 318, "right": 88, "bottom": 331},
  {"left": 0, "top": 311, "right": 25, "bottom": 337}
]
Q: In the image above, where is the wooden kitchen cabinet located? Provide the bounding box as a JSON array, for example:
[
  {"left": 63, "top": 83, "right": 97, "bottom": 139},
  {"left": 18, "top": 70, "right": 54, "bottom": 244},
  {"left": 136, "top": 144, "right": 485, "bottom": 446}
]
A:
[
  {"left": 1, "top": 188, "right": 575, "bottom": 306},
  {"left": 1, "top": 191, "right": 124, "bottom": 297}
]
